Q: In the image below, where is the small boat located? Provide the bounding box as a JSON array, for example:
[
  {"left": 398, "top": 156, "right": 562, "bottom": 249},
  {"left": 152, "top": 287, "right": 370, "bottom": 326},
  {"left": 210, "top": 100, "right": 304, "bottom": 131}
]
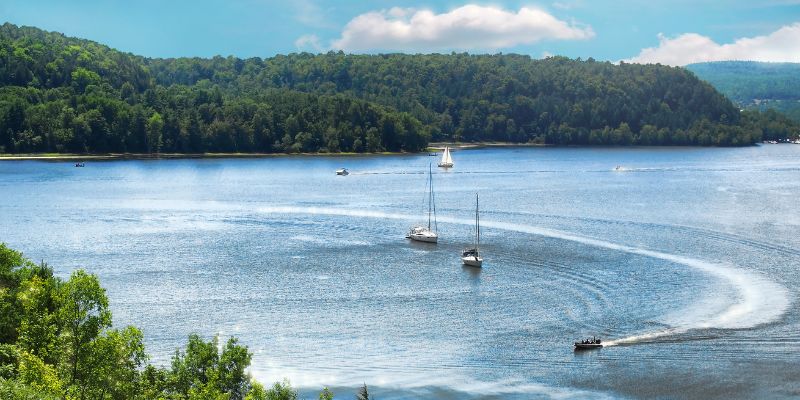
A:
[
  {"left": 438, "top": 146, "right": 453, "bottom": 168},
  {"left": 574, "top": 337, "right": 602, "bottom": 350},
  {"left": 406, "top": 164, "right": 438, "bottom": 243},
  {"left": 461, "top": 193, "right": 483, "bottom": 267},
  {"left": 75, "top": 162, "right": 85, "bottom": 167},
  {"left": 335, "top": 168, "right": 349, "bottom": 176}
]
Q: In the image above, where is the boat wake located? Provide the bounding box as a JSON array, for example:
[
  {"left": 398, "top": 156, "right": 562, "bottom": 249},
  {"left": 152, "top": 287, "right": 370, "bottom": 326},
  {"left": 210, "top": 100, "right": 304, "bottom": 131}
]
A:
[{"left": 256, "top": 206, "right": 791, "bottom": 345}]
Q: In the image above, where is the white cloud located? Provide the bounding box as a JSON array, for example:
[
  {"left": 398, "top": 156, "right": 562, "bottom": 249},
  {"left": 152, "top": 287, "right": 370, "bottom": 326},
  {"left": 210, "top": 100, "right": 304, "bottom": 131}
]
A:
[
  {"left": 330, "top": 5, "right": 594, "bottom": 53},
  {"left": 627, "top": 22, "right": 800, "bottom": 66},
  {"left": 294, "top": 34, "right": 323, "bottom": 52}
]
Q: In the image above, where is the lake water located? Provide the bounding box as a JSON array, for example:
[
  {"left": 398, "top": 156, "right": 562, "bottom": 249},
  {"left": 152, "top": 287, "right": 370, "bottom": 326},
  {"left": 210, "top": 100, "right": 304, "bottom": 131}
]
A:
[{"left": 1, "top": 146, "right": 799, "bottom": 399}]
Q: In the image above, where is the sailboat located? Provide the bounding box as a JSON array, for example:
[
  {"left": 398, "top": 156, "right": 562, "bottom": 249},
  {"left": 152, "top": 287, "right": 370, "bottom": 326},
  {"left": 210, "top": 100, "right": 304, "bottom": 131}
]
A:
[
  {"left": 461, "top": 193, "right": 483, "bottom": 267},
  {"left": 438, "top": 146, "right": 453, "bottom": 168},
  {"left": 406, "top": 164, "right": 438, "bottom": 243}
]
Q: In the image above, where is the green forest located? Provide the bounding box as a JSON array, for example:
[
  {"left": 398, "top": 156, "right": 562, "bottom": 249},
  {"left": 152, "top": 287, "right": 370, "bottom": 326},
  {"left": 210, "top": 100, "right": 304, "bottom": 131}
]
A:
[
  {"left": 1, "top": 23, "right": 798, "bottom": 154},
  {"left": 0, "top": 243, "right": 377, "bottom": 400},
  {"left": 687, "top": 61, "right": 800, "bottom": 122}
]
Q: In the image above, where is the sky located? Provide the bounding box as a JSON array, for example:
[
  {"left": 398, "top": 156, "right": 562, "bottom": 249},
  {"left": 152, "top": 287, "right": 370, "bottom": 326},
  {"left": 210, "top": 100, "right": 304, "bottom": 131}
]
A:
[{"left": 1, "top": 0, "right": 799, "bottom": 65}]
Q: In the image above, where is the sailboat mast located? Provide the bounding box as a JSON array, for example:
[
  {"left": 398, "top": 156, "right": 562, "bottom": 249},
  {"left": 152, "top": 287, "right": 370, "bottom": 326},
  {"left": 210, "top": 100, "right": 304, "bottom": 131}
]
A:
[
  {"left": 475, "top": 193, "right": 480, "bottom": 254},
  {"left": 427, "top": 163, "right": 432, "bottom": 230}
]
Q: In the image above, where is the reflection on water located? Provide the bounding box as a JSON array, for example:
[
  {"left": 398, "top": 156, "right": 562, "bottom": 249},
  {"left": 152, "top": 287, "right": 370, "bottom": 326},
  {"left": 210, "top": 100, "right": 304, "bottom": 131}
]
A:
[
  {"left": 461, "top": 264, "right": 482, "bottom": 282},
  {"left": 1, "top": 145, "right": 800, "bottom": 399}
]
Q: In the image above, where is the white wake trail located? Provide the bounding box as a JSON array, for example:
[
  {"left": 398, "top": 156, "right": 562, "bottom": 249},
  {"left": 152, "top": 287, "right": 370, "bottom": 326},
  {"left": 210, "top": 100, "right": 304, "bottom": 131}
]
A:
[{"left": 257, "top": 206, "right": 791, "bottom": 344}]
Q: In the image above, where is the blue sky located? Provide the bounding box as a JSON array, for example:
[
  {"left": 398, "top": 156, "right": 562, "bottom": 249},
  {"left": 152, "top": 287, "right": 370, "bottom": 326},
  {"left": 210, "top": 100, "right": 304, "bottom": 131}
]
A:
[{"left": 2, "top": 1, "right": 799, "bottom": 64}]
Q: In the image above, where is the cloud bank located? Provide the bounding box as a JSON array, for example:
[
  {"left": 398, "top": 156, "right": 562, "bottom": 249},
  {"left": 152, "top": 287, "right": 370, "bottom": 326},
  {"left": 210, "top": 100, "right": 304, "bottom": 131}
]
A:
[
  {"left": 329, "top": 5, "right": 594, "bottom": 53},
  {"left": 627, "top": 22, "right": 800, "bottom": 66}
]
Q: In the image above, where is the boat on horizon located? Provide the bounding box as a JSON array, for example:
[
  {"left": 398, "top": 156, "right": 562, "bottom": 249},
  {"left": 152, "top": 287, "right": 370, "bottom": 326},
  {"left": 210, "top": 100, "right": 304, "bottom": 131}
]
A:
[
  {"left": 461, "top": 193, "right": 483, "bottom": 267},
  {"left": 438, "top": 146, "right": 453, "bottom": 168},
  {"left": 406, "top": 164, "right": 438, "bottom": 243}
]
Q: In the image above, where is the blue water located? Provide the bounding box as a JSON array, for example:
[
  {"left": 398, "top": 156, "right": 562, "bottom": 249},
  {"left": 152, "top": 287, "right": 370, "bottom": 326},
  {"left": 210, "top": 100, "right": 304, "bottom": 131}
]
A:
[{"left": 1, "top": 146, "right": 799, "bottom": 399}]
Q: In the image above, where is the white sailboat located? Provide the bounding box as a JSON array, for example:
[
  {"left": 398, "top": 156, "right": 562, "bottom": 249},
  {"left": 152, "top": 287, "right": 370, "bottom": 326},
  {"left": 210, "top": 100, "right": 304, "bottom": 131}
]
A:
[
  {"left": 406, "top": 164, "right": 438, "bottom": 243},
  {"left": 462, "top": 193, "right": 483, "bottom": 267},
  {"left": 438, "top": 146, "right": 454, "bottom": 168}
]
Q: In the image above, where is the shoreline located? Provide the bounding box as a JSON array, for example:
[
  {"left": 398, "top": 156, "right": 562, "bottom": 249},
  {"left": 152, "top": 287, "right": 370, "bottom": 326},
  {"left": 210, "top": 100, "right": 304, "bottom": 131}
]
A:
[
  {"left": 0, "top": 151, "right": 413, "bottom": 161},
  {"left": 0, "top": 142, "right": 538, "bottom": 161},
  {"left": 0, "top": 141, "right": 769, "bottom": 161},
  {"left": 428, "top": 142, "right": 549, "bottom": 150}
]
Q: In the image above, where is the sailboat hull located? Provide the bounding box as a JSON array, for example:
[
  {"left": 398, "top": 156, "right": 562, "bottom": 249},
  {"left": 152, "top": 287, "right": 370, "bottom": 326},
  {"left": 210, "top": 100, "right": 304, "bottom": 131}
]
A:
[
  {"left": 407, "top": 232, "right": 438, "bottom": 243},
  {"left": 437, "top": 163, "right": 453, "bottom": 168},
  {"left": 462, "top": 256, "right": 483, "bottom": 267}
]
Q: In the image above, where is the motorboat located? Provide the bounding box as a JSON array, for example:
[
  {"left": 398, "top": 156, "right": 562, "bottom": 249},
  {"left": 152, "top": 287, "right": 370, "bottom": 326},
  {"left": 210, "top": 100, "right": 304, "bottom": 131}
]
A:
[
  {"left": 438, "top": 146, "right": 453, "bottom": 168},
  {"left": 574, "top": 337, "right": 602, "bottom": 350},
  {"left": 461, "top": 193, "right": 483, "bottom": 267},
  {"left": 75, "top": 162, "right": 85, "bottom": 167},
  {"left": 406, "top": 164, "right": 438, "bottom": 243},
  {"left": 335, "top": 168, "right": 349, "bottom": 176}
]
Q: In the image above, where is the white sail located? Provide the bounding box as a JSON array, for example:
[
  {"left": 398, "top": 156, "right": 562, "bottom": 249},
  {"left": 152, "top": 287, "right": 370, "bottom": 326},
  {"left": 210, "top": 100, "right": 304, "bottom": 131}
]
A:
[{"left": 438, "top": 146, "right": 454, "bottom": 167}]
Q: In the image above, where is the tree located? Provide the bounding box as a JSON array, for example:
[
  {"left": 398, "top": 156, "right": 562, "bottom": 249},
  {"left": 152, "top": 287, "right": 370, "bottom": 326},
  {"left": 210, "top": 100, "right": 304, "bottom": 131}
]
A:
[
  {"left": 71, "top": 67, "right": 101, "bottom": 93},
  {"left": 264, "top": 379, "right": 297, "bottom": 400},
  {"left": 170, "top": 334, "right": 219, "bottom": 396},
  {"left": 16, "top": 272, "right": 59, "bottom": 364},
  {"left": 84, "top": 326, "right": 146, "bottom": 399},
  {"left": 218, "top": 337, "right": 253, "bottom": 400},
  {"left": 356, "top": 383, "right": 371, "bottom": 400},
  {"left": 146, "top": 112, "right": 164, "bottom": 153},
  {"left": 319, "top": 387, "right": 333, "bottom": 400},
  {"left": 56, "top": 270, "right": 111, "bottom": 395}
]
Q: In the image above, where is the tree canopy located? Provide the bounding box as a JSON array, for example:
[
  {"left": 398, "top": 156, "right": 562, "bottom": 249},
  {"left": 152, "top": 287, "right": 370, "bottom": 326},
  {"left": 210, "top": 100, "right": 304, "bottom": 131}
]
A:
[{"left": 1, "top": 22, "right": 798, "bottom": 154}]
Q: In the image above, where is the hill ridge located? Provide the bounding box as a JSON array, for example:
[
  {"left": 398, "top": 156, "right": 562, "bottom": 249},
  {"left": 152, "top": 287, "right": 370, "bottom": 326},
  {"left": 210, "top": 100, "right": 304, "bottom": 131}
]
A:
[{"left": 1, "top": 22, "right": 797, "bottom": 153}]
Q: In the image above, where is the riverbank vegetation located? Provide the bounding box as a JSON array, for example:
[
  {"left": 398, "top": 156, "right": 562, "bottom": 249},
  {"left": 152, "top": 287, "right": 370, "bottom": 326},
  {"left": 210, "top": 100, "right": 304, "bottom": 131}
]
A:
[
  {"left": 0, "top": 243, "right": 352, "bottom": 400},
  {"left": 1, "top": 23, "right": 798, "bottom": 155}
]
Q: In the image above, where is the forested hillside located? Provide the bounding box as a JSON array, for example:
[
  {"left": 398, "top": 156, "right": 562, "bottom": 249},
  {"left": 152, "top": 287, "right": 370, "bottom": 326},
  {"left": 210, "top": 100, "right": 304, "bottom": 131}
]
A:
[
  {"left": 1, "top": 23, "right": 797, "bottom": 154},
  {"left": 687, "top": 61, "right": 800, "bottom": 122}
]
